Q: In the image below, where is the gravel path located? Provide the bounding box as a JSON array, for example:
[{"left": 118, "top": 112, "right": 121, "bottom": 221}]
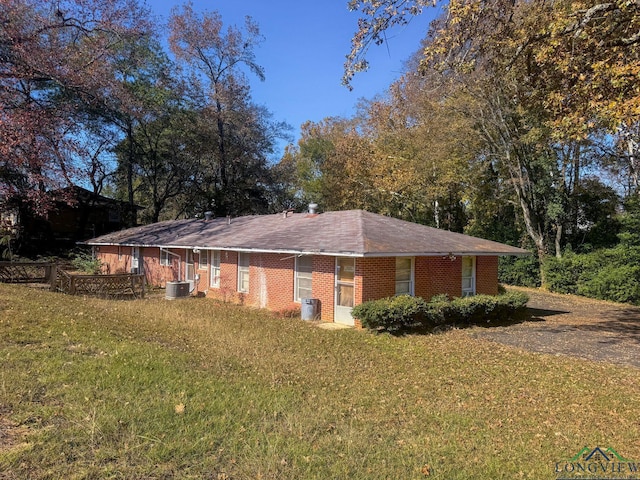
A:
[{"left": 469, "top": 287, "right": 640, "bottom": 368}]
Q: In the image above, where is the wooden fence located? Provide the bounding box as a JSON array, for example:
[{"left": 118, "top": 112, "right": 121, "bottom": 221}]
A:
[
  {"left": 0, "top": 261, "right": 145, "bottom": 299},
  {"left": 56, "top": 270, "right": 145, "bottom": 299},
  {"left": 0, "top": 262, "right": 57, "bottom": 285}
]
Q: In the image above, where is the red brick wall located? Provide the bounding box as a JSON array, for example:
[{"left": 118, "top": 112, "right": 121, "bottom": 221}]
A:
[
  {"left": 97, "top": 245, "right": 128, "bottom": 274},
  {"left": 247, "top": 253, "right": 296, "bottom": 311},
  {"left": 415, "top": 256, "right": 463, "bottom": 300},
  {"left": 98, "top": 246, "right": 502, "bottom": 322},
  {"left": 99, "top": 246, "right": 205, "bottom": 289},
  {"left": 210, "top": 250, "right": 240, "bottom": 303},
  {"left": 194, "top": 251, "right": 209, "bottom": 292},
  {"left": 203, "top": 253, "right": 338, "bottom": 318},
  {"left": 360, "top": 257, "right": 395, "bottom": 301},
  {"left": 141, "top": 247, "right": 177, "bottom": 287},
  {"left": 313, "top": 256, "right": 335, "bottom": 322},
  {"left": 476, "top": 256, "right": 499, "bottom": 295}
]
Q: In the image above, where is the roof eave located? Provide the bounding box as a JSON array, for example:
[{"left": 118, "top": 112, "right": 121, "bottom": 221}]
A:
[{"left": 87, "top": 241, "right": 530, "bottom": 258}]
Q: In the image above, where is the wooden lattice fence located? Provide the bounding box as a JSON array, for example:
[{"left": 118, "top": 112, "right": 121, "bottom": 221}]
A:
[
  {"left": 56, "top": 270, "right": 145, "bottom": 299},
  {"left": 0, "top": 262, "right": 56, "bottom": 285}
]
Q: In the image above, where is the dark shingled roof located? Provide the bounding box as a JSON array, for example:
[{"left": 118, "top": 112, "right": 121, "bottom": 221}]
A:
[{"left": 84, "top": 209, "right": 529, "bottom": 257}]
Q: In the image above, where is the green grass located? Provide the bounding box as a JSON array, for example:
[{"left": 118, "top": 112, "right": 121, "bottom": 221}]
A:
[{"left": 1, "top": 284, "right": 639, "bottom": 479}]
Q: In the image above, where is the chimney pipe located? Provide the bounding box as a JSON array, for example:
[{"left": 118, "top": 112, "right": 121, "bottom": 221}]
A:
[
  {"left": 308, "top": 203, "right": 318, "bottom": 214},
  {"left": 204, "top": 211, "right": 213, "bottom": 221}
]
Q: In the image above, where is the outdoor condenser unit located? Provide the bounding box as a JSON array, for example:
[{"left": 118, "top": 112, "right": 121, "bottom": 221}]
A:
[{"left": 165, "top": 281, "right": 190, "bottom": 299}]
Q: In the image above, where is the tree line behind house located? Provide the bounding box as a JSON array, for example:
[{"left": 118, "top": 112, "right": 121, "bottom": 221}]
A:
[{"left": 2, "top": 0, "right": 639, "bottom": 302}]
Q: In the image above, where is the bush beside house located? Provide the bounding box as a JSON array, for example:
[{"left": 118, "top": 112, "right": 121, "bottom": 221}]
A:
[
  {"left": 543, "top": 247, "right": 640, "bottom": 304},
  {"left": 353, "top": 291, "right": 529, "bottom": 334}
]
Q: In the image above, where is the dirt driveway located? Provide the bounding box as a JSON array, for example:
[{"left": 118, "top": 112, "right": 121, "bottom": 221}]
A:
[{"left": 469, "top": 287, "right": 640, "bottom": 368}]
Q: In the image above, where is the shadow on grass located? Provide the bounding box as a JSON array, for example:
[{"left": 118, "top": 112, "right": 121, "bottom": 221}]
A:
[
  {"left": 527, "top": 307, "right": 569, "bottom": 321},
  {"left": 573, "top": 308, "right": 640, "bottom": 342}
]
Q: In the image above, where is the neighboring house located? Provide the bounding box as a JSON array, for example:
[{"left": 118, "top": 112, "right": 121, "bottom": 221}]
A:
[
  {"left": 3, "top": 186, "right": 139, "bottom": 254},
  {"left": 84, "top": 208, "right": 529, "bottom": 325}
]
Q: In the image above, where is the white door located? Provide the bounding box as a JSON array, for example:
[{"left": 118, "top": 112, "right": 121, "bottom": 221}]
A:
[
  {"left": 462, "top": 256, "right": 476, "bottom": 297},
  {"left": 335, "top": 257, "right": 355, "bottom": 326},
  {"left": 185, "top": 250, "right": 195, "bottom": 292},
  {"left": 131, "top": 247, "right": 142, "bottom": 274}
]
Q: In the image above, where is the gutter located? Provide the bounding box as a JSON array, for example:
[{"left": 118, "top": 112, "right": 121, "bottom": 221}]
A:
[{"left": 90, "top": 242, "right": 530, "bottom": 258}]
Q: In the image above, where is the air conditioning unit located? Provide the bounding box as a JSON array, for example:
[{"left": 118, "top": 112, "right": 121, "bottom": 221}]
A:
[{"left": 165, "top": 281, "right": 190, "bottom": 299}]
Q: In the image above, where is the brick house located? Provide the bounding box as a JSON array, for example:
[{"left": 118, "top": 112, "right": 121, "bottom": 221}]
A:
[
  {"left": 84, "top": 209, "right": 528, "bottom": 325},
  {"left": 2, "top": 186, "right": 139, "bottom": 255}
]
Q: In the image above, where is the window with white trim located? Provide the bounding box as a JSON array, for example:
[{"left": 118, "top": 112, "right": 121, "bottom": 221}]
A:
[
  {"left": 209, "top": 250, "right": 220, "bottom": 288},
  {"left": 237, "top": 252, "right": 250, "bottom": 293},
  {"left": 461, "top": 256, "right": 476, "bottom": 297},
  {"left": 160, "top": 249, "right": 170, "bottom": 266},
  {"left": 295, "top": 256, "right": 313, "bottom": 302},
  {"left": 197, "top": 251, "right": 207, "bottom": 271},
  {"left": 395, "top": 257, "right": 414, "bottom": 295}
]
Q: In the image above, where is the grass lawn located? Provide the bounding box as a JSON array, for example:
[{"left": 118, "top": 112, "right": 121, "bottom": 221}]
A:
[{"left": 1, "top": 284, "right": 639, "bottom": 479}]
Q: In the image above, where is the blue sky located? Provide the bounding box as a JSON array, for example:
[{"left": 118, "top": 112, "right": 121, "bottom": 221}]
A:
[{"left": 145, "top": 0, "right": 438, "bottom": 158}]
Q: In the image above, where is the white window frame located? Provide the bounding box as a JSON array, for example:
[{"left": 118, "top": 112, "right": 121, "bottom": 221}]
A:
[
  {"left": 462, "top": 256, "right": 476, "bottom": 297},
  {"left": 295, "top": 255, "right": 313, "bottom": 302},
  {"left": 196, "top": 250, "right": 208, "bottom": 271},
  {"left": 395, "top": 257, "right": 414, "bottom": 296},
  {"left": 209, "top": 250, "right": 221, "bottom": 288},
  {"left": 237, "top": 252, "right": 250, "bottom": 293},
  {"left": 160, "top": 248, "right": 171, "bottom": 266}
]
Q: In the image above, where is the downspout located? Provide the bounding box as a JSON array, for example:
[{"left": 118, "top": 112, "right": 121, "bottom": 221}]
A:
[{"left": 160, "top": 248, "right": 182, "bottom": 282}]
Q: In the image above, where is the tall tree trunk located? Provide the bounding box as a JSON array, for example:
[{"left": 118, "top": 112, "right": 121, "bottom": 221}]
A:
[
  {"left": 513, "top": 177, "right": 548, "bottom": 285},
  {"left": 216, "top": 98, "right": 228, "bottom": 215},
  {"left": 126, "top": 120, "right": 136, "bottom": 226},
  {"left": 555, "top": 224, "right": 563, "bottom": 258}
]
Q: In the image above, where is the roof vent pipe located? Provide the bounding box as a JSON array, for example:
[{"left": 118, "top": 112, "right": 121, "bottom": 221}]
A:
[
  {"left": 308, "top": 203, "right": 318, "bottom": 214},
  {"left": 204, "top": 211, "right": 213, "bottom": 221}
]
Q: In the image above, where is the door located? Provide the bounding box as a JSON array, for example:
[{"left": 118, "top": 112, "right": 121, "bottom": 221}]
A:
[
  {"left": 335, "top": 257, "right": 355, "bottom": 325},
  {"left": 462, "top": 256, "right": 476, "bottom": 297},
  {"left": 131, "top": 247, "right": 142, "bottom": 274},
  {"left": 185, "top": 250, "right": 195, "bottom": 292}
]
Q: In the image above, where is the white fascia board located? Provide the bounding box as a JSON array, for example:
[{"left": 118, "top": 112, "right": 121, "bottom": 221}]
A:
[{"left": 90, "top": 243, "right": 530, "bottom": 258}]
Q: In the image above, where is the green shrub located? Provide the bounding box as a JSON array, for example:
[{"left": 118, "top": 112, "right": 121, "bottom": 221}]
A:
[
  {"left": 352, "top": 295, "right": 428, "bottom": 333},
  {"left": 577, "top": 264, "right": 640, "bottom": 304},
  {"left": 542, "top": 246, "right": 640, "bottom": 305},
  {"left": 71, "top": 251, "right": 103, "bottom": 275},
  {"left": 355, "top": 291, "right": 529, "bottom": 333},
  {"left": 495, "top": 290, "right": 530, "bottom": 320},
  {"left": 499, "top": 255, "right": 540, "bottom": 287},
  {"left": 543, "top": 253, "right": 582, "bottom": 294}
]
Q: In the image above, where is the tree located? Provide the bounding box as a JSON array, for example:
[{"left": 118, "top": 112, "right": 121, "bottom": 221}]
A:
[
  {"left": 168, "top": 2, "right": 287, "bottom": 217},
  {"left": 0, "top": 0, "right": 151, "bottom": 214},
  {"left": 346, "top": 0, "right": 640, "bottom": 189},
  {"left": 342, "top": 0, "right": 636, "bottom": 281},
  {"left": 115, "top": 108, "right": 197, "bottom": 223},
  {"left": 343, "top": 0, "right": 435, "bottom": 89}
]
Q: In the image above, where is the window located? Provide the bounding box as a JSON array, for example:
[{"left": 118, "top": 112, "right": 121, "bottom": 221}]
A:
[
  {"left": 395, "top": 257, "right": 414, "bottom": 295},
  {"left": 295, "top": 256, "right": 313, "bottom": 302},
  {"left": 108, "top": 208, "right": 121, "bottom": 223},
  {"left": 197, "top": 251, "right": 207, "bottom": 271},
  {"left": 336, "top": 257, "right": 355, "bottom": 309},
  {"left": 160, "top": 249, "right": 170, "bottom": 266},
  {"left": 209, "top": 250, "right": 220, "bottom": 288},
  {"left": 238, "top": 252, "right": 250, "bottom": 293},
  {"left": 462, "top": 256, "right": 476, "bottom": 297}
]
